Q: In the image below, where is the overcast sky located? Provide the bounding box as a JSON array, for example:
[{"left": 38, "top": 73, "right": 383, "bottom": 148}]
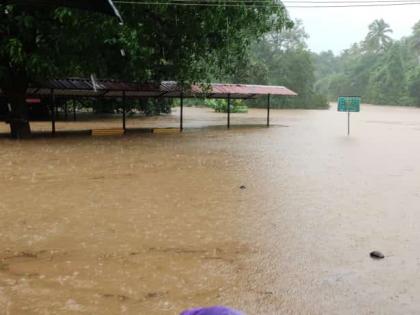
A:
[{"left": 287, "top": 3, "right": 420, "bottom": 54}]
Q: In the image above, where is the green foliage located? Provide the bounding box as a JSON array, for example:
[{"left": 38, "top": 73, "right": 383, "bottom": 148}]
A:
[
  {"left": 366, "top": 44, "right": 405, "bottom": 104},
  {"left": 0, "top": 1, "right": 291, "bottom": 136},
  {"left": 363, "top": 19, "right": 393, "bottom": 53},
  {"left": 230, "top": 20, "right": 328, "bottom": 109},
  {"left": 313, "top": 19, "right": 420, "bottom": 107},
  {"left": 0, "top": 2, "right": 291, "bottom": 85},
  {"left": 408, "top": 67, "right": 420, "bottom": 106},
  {"left": 204, "top": 98, "right": 248, "bottom": 113},
  {"left": 138, "top": 99, "right": 172, "bottom": 116},
  {"left": 90, "top": 98, "right": 173, "bottom": 116}
]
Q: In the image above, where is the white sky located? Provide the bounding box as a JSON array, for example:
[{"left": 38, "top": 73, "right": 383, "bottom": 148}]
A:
[{"left": 287, "top": 3, "right": 420, "bottom": 54}]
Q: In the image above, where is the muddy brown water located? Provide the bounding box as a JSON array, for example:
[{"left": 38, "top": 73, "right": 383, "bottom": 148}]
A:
[{"left": 1, "top": 105, "right": 420, "bottom": 314}]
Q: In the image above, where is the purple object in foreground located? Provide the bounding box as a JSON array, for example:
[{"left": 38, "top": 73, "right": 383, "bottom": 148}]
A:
[{"left": 180, "top": 306, "right": 245, "bottom": 315}]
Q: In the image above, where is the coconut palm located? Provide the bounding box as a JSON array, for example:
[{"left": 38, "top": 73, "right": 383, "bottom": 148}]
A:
[
  {"left": 411, "top": 21, "right": 420, "bottom": 56},
  {"left": 364, "top": 19, "right": 393, "bottom": 53}
]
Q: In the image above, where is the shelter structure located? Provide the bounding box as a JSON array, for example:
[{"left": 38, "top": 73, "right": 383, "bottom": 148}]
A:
[{"left": 1, "top": 78, "right": 297, "bottom": 134}]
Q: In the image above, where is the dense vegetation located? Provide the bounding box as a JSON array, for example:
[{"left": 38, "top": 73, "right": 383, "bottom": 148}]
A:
[
  {"left": 314, "top": 19, "right": 420, "bottom": 107},
  {"left": 228, "top": 20, "right": 328, "bottom": 109},
  {"left": 5, "top": 4, "right": 420, "bottom": 139},
  {"left": 203, "top": 99, "right": 248, "bottom": 113},
  {"left": 0, "top": 1, "right": 291, "bottom": 137},
  {"left": 179, "top": 18, "right": 329, "bottom": 110}
]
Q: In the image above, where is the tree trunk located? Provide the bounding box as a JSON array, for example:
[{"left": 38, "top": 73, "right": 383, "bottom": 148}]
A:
[{"left": 3, "top": 85, "right": 31, "bottom": 139}]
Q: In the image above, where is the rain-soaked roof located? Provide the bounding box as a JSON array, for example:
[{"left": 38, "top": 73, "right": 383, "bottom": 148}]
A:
[
  {"left": 2, "top": 78, "right": 298, "bottom": 99},
  {"left": 163, "top": 81, "right": 298, "bottom": 99}
]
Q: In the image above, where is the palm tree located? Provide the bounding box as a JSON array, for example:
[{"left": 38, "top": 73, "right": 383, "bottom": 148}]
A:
[
  {"left": 364, "top": 19, "right": 393, "bottom": 53},
  {"left": 411, "top": 21, "right": 420, "bottom": 59}
]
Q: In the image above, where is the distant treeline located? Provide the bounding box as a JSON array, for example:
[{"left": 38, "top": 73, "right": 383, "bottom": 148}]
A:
[
  {"left": 313, "top": 19, "right": 420, "bottom": 107},
  {"left": 228, "top": 20, "right": 329, "bottom": 109}
]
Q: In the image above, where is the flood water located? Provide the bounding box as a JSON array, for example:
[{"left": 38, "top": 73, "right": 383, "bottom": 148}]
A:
[{"left": 1, "top": 105, "right": 420, "bottom": 314}]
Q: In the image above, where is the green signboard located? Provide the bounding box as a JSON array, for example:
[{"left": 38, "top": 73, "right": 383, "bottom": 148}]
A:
[{"left": 338, "top": 96, "right": 361, "bottom": 112}]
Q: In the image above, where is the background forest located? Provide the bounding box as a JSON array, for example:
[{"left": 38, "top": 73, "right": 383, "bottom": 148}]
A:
[{"left": 314, "top": 19, "right": 420, "bottom": 107}]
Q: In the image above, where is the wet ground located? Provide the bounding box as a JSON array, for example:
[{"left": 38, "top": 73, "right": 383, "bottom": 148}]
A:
[{"left": 1, "top": 105, "right": 420, "bottom": 314}]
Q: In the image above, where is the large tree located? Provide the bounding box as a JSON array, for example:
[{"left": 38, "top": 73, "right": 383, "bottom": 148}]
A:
[
  {"left": 0, "top": 1, "right": 291, "bottom": 138},
  {"left": 231, "top": 20, "right": 328, "bottom": 109},
  {"left": 363, "top": 19, "right": 393, "bottom": 53},
  {"left": 411, "top": 21, "right": 420, "bottom": 56},
  {"left": 313, "top": 19, "right": 420, "bottom": 107}
]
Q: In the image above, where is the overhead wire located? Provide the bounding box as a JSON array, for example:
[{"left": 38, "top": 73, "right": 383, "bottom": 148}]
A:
[
  {"left": 126, "top": 0, "right": 420, "bottom": 2},
  {"left": 226, "top": 0, "right": 416, "bottom": 1},
  {"left": 286, "top": 0, "right": 420, "bottom": 2},
  {"left": 285, "top": 1, "right": 420, "bottom": 6},
  {"left": 114, "top": 0, "right": 420, "bottom": 8}
]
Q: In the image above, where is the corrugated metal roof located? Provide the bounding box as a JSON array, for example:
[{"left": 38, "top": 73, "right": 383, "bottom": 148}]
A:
[
  {"left": 162, "top": 81, "right": 298, "bottom": 97},
  {"left": 211, "top": 83, "right": 298, "bottom": 96},
  {"left": 46, "top": 78, "right": 158, "bottom": 92},
  {"left": 1, "top": 78, "right": 297, "bottom": 99}
]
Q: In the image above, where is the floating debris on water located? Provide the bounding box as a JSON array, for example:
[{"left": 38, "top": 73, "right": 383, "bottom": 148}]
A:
[
  {"left": 370, "top": 251, "right": 385, "bottom": 259},
  {"left": 239, "top": 185, "right": 246, "bottom": 190}
]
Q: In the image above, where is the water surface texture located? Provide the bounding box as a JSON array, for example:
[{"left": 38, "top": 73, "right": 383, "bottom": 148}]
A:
[{"left": 1, "top": 105, "right": 420, "bottom": 314}]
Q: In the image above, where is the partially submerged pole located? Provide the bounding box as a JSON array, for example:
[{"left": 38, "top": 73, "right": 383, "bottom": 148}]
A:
[
  {"left": 122, "top": 91, "right": 126, "bottom": 132},
  {"left": 73, "top": 99, "right": 77, "bottom": 121},
  {"left": 180, "top": 92, "right": 184, "bottom": 132},
  {"left": 64, "top": 101, "right": 68, "bottom": 120},
  {"left": 51, "top": 89, "right": 56, "bottom": 135},
  {"left": 227, "top": 93, "right": 231, "bottom": 129},
  {"left": 347, "top": 110, "right": 350, "bottom": 136},
  {"left": 267, "top": 94, "right": 271, "bottom": 127}
]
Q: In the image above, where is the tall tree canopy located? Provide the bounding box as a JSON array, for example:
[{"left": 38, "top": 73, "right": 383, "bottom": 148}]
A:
[
  {"left": 0, "top": 1, "right": 291, "bottom": 137},
  {"left": 230, "top": 20, "right": 328, "bottom": 109},
  {"left": 363, "top": 19, "right": 393, "bottom": 53},
  {"left": 313, "top": 19, "right": 420, "bottom": 107}
]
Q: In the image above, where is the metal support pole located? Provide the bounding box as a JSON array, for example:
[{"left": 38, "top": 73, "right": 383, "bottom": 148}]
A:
[
  {"left": 267, "top": 94, "right": 271, "bottom": 127},
  {"left": 122, "top": 91, "right": 126, "bottom": 132},
  {"left": 180, "top": 92, "right": 184, "bottom": 132},
  {"left": 51, "top": 89, "right": 56, "bottom": 135},
  {"left": 73, "top": 99, "right": 77, "bottom": 121},
  {"left": 347, "top": 111, "right": 350, "bottom": 136},
  {"left": 227, "top": 94, "right": 231, "bottom": 129},
  {"left": 64, "top": 102, "right": 68, "bottom": 121}
]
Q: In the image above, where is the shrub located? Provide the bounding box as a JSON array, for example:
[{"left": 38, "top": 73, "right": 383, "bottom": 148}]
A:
[{"left": 204, "top": 99, "right": 248, "bottom": 113}]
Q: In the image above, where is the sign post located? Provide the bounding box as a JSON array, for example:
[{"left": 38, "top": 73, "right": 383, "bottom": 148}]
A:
[{"left": 338, "top": 96, "right": 360, "bottom": 136}]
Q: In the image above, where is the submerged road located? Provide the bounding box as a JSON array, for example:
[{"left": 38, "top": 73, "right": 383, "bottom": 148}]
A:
[{"left": 0, "top": 105, "right": 420, "bottom": 314}]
